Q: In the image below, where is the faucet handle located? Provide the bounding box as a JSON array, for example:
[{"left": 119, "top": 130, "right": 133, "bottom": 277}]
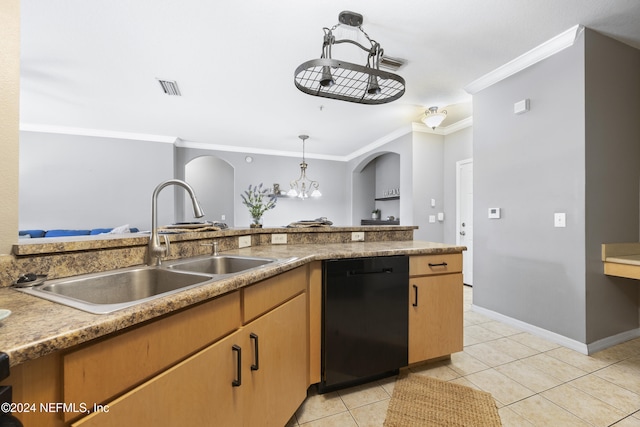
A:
[{"left": 201, "top": 240, "right": 219, "bottom": 256}]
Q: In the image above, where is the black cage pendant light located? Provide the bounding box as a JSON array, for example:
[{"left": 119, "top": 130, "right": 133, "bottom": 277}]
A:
[{"left": 294, "top": 11, "right": 405, "bottom": 105}]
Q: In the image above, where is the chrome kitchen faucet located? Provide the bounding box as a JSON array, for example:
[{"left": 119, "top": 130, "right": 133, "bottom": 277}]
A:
[{"left": 148, "top": 179, "right": 204, "bottom": 266}]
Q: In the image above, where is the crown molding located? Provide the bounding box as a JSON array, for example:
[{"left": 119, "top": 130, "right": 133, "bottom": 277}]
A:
[
  {"left": 412, "top": 116, "right": 473, "bottom": 135},
  {"left": 464, "top": 24, "right": 584, "bottom": 94},
  {"left": 442, "top": 116, "right": 473, "bottom": 133},
  {"left": 20, "top": 123, "right": 178, "bottom": 144},
  {"left": 343, "top": 125, "right": 414, "bottom": 161},
  {"left": 21, "top": 117, "right": 473, "bottom": 163},
  {"left": 175, "top": 139, "right": 344, "bottom": 162}
]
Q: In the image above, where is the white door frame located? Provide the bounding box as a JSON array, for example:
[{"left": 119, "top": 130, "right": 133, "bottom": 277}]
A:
[{"left": 456, "top": 158, "right": 473, "bottom": 285}]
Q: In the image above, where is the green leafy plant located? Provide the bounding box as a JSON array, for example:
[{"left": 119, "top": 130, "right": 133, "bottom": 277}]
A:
[{"left": 241, "top": 183, "right": 277, "bottom": 224}]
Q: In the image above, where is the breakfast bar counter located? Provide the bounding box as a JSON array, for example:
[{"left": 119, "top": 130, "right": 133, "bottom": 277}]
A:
[{"left": 0, "top": 230, "right": 464, "bottom": 367}]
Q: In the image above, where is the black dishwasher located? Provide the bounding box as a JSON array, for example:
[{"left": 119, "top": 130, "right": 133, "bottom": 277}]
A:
[{"left": 320, "top": 255, "right": 408, "bottom": 393}]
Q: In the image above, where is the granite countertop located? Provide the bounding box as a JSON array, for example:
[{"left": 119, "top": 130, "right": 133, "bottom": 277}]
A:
[
  {"left": 0, "top": 240, "right": 464, "bottom": 367},
  {"left": 13, "top": 225, "right": 418, "bottom": 255}
]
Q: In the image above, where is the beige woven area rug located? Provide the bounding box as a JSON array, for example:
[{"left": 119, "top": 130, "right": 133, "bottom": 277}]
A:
[{"left": 384, "top": 373, "right": 502, "bottom": 426}]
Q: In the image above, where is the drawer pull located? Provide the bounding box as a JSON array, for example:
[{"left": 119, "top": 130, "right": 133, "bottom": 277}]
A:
[
  {"left": 428, "top": 262, "right": 448, "bottom": 268},
  {"left": 232, "top": 344, "right": 242, "bottom": 387},
  {"left": 412, "top": 284, "right": 418, "bottom": 307},
  {"left": 250, "top": 333, "right": 260, "bottom": 371}
]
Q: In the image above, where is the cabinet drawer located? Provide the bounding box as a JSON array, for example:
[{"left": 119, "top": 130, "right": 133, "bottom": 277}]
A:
[
  {"left": 243, "top": 266, "right": 306, "bottom": 323},
  {"left": 409, "top": 253, "right": 462, "bottom": 276},
  {"left": 63, "top": 291, "right": 241, "bottom": 420}
]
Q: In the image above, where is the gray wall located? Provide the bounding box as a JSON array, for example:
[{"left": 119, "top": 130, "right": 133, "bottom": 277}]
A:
[
  {"left": 176, "top": 147, "right": 349, "bottom": 227},
  {"left": 443, "top": 126, "right": 473, "bottom": 244},
  {"left": 348, "top": 128, "right": 471, "bottom": 243},
  {"left": 473, "top": 29, "right": 640, "bottom": 346},
  {"left": 351, "top": 158, "right": 376, "bottom": 224},
  {"left": 584, "top": 29, "right": 640, "bottom": 342},
  {"left": 412, "top": 132, "right": 445, "bottom": 242},
  {"left": 349, "top": 133, "right": 414, "bottom": 229},
  {"left": 19, "top": 131, "right": 174, "bottom": 231},
  {"left": 19, "top": 124, "right": 472, "bottom": 250}
]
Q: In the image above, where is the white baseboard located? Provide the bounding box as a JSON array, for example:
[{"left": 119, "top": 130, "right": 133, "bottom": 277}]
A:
[
  {"left": 586, "top": 328, "right": 640, "bottom": 354},
  {"left": 471, "top": 304, "right": 640, "bottom": 355}
]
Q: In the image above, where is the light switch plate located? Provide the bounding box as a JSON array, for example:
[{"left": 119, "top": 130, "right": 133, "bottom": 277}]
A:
[
  {"left": 488, "top": 208, "right": 501, "bottom": 219},
  {"left": 271, "top": 234, "right": 287, "bottom": 244},
  {"left": 514, "top": 98, "right": 530, "bottom": 115},
  {"left": 554, "top": 212, "right": 566, "bottom": 228},
  {"left": 238, "top": 235, "right": 251, "bottom": 248},
  {"left": 429, "top": 215, "right": 436, "bottom": 223}
]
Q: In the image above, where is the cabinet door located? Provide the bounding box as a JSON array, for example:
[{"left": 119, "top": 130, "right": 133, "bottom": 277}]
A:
[
  {"left": 243, "top": 294, "right": 308, "bottom": 427},
  {"left": 72, "top": 330, "right": 247, "bottom": 427},
  {"left": 408, "top": 273, "right": 463, "bottom": 364}
]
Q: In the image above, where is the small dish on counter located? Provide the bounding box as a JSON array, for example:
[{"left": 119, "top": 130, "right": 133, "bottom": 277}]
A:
[{"left": 0, "top": 309, "right": 11, "bottom": 322}]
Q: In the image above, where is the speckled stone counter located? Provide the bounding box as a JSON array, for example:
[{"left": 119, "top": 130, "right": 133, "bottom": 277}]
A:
[
  {"left": 2, "top": 226, "right": 415, "bottom": 287},
  {"left": 0, "top": 227, "right": 464, "bottom": 367}
]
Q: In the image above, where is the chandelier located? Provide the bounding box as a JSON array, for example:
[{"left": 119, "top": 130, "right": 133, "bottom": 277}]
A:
[
  {"left": 294, "top": 11, "right": 405, "bottom": 105},
  {"left": 287, "top": 135, "right": 321, "bottom": 199}
]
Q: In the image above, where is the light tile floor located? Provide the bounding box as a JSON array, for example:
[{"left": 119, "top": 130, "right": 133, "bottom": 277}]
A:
[{"left": 289, "top": 285, "right": 640, "bottom": 426}]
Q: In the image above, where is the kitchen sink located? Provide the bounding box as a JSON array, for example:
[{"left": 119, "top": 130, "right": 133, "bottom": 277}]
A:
[
  {"left": 166, "top": 255, "right": 278, "bottom": 275},
  {"left": 16, "top": 267, "right": 213, "bottom": 314}
]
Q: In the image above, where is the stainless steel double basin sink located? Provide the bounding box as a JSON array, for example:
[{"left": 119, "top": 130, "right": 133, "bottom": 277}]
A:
[{"left": 16, "top": 255, "right": 280, "bottom": 314}]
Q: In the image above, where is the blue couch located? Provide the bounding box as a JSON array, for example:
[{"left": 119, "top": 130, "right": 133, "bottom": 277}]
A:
[{"left": 19, "top": 228, "right": 139, "bottom": 238}]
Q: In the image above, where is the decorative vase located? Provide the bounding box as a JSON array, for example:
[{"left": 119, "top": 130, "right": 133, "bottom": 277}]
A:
[{"left": 250, "top": 217, "right": 263, "bottom": 228}]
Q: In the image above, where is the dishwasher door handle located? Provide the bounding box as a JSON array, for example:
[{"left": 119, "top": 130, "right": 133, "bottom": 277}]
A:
[{"left": 347, "top": 268, "right": 393, "bottom": 276}]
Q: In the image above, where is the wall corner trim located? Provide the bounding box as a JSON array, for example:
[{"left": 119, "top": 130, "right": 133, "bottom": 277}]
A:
[{"left": 464, "top": 24, "right": 584, "bottom": 95}]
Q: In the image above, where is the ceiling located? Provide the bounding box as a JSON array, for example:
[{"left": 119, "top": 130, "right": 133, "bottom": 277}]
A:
[{"left": 19, "top": 0, "right": 640, "bottom": 159}]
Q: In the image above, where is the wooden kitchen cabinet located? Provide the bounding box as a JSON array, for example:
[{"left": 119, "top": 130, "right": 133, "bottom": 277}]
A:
[
  {"left": 73, "top": 294, "right": 307, "bottom": 427},
  {"left": 72, "top": 327, "right": 246, "bottom": 427},
  {"left": 64, "top": 290, "right": 242, "bottom": 420},
  {"left": 6, "top": 266, "right": 309, "bottom": 427},
  {"left": 241, "top": 293, "right": 307, "bottom": 427},
  {"left": 408, "top": 254, "right": 463, "bottom": 364}
]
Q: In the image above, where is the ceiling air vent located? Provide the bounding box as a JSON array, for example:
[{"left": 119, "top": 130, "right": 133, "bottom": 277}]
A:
[
  {"left": 379, "top": 55, "right": 406, "bottom": 71},
  {"left": 157, "top": 79, "right": 181, "bottom": 96}
]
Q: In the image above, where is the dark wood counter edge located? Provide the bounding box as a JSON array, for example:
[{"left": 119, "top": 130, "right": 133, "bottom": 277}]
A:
[
  {"left": 1, "top": 241, "right": 464, "bottom": 367},
  {"left": 13, "top": 226, "right": 418, "bottom": 256}
]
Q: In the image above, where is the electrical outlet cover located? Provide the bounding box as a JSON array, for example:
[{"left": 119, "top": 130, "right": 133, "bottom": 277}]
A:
[
  {"left": 271, "top": 234, "right": 287, "bottom": 244},
  {"left": 238, "top": 235, "right": 251, "bottom": 248}
]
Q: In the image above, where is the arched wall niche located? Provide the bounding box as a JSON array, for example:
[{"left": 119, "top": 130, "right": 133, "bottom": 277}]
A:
[
  {"left": 183, "top": 155, "right": 235, "bottom": 227},
  {"left": 351, "top": 151, "right": 401, "bottom": 224}
]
